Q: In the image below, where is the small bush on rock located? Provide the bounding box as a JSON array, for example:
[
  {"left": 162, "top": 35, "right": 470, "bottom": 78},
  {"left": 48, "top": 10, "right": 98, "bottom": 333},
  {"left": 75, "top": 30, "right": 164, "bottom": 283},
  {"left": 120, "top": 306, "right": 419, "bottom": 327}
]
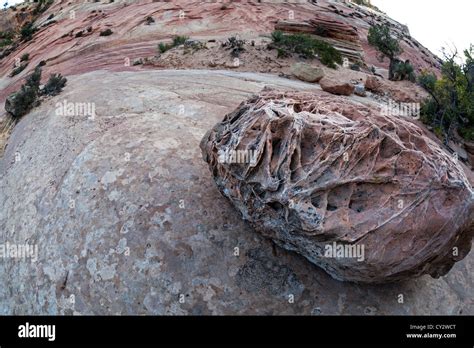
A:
[
  {"left": 172, "top": 36, "right": 188, "bottom": 46},
  {"left": 7, "top": 86, "right": 38, "bottom": 118},
  {"left": 0, "top": 30, "right": 14, "bottom": 48},
  {"left": 271, "top": 30, "right": 284, "bottom": 43},
  {"left": 99, "top": 29, "right": 113, "bottom": 36},
  {"left": 368, "top": 25, "right": 400, "bottom": 68},
  {"left": 222, "top": 36, "right": 246, "bottom": 57},
  {"left": 158, "top": 42, "right": 169, "bottom": 53},
  {"left": 5, "top": 67, "right": 42, "bottom": 118},
  {"left": 5, "top": 67, "right": 68, "bottom": 119},
  {"left": 42, "top": 73, "right": 67, "bottom": 96},
  {"left": 392, "top": 59, "right": 416, "bottom": 82},
  {"left": 158, "top": 36, "right": 189, "bottom": 53},
  {"left": 25, "top": 66, "right": 42, "bottom": 93},
  {"left": 9, "top": 63, "right": 28, "bottom": 77},
  {"left": 145, "top": 16, "right": 155, "bottom": 25},
  {"left": 419, "top": 45, "right": 474, "bottom": 142},
  {"left": 20, "top": 22, "right": 37, "bottom": 42},
  {"left": 270, "top": 31, "right": 342, "bottom": 68},
  {"left": 32, "top": 0, "right": 53, "bottom": 15}
]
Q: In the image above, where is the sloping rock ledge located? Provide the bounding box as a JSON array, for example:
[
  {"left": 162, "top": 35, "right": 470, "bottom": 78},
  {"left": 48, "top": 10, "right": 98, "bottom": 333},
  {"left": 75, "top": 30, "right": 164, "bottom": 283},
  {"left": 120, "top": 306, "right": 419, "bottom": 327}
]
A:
[{"left": 201, "top": 89, "right": 474, "bottom": 283}]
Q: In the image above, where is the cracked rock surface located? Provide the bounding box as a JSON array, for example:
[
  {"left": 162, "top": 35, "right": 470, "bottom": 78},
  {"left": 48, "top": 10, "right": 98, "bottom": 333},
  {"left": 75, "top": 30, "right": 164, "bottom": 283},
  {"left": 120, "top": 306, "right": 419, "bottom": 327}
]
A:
[{"left": 201, "top": 90, "right": 474, "bottom": 283}]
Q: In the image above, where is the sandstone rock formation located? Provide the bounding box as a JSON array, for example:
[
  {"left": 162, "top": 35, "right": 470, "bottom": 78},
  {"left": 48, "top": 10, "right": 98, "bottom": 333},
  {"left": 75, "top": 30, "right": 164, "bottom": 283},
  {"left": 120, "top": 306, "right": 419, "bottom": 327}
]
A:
[
  {"left": 0, "top": 0, "right": 472, "bottom": 315},
  {"left": 291, "top": 63, "right": 324, "bottom": 83},
  {"left": 1, "top": 70, "right": 473, "bottom": 314},
  {"left": 319, "top": 77, "right": 355, "bottom": 95},
  {"left": 0, "top": 0, "right": 441, "bottom": 105},
  {"left": 365, "top": 76, "right": 382, "bottom": 92},
  {"left": 275, "top": 12, "right": 365, "bottom": 63},
  {"left": 201, "top": 89, "right": 474, "bottom": 283}
]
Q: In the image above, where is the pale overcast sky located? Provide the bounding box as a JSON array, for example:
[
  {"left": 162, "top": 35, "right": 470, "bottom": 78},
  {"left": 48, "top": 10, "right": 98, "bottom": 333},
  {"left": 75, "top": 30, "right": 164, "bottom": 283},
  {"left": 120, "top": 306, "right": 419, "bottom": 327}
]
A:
[
  {"left": 5, "top": 0, "right": 473, "bottom": 58},
  {"left": 370, "top": 0, "right": 472, "bottom": 58}
]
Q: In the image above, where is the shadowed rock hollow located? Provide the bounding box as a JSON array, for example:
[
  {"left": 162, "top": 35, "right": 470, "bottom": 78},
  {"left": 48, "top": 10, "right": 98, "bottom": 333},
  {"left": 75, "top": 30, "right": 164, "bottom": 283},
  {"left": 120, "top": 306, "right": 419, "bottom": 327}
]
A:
[{"left": 200, "top": 90, "right": 474, "bottom": 283}]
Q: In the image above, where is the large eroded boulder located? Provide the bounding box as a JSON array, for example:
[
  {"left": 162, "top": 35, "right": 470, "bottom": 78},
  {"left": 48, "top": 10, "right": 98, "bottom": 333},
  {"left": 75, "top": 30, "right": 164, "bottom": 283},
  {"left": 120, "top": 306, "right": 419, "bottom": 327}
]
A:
[
  {"left": 290, "top": 63, "right": 324, "bottom": 83},
  {"left": 1, "top": 71, "right": 473, "bottom": 315},
  {"left": 200, "top": 89, "right": 474, "bottom": 283},
  {"left": 319, "top": 77, "right": 355, "bottom": 96}
]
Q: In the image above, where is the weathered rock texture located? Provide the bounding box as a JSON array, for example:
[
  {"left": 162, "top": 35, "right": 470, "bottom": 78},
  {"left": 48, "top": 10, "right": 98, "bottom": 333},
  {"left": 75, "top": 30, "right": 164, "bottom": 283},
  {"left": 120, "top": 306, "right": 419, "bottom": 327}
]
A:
[
  {"left": 273, "top": 1, "right": 442, "bottom": 71},
  {"left": 365, "top": 76, "right": 383, "bottom": 92},
  {"left": 0, "top": 0, "right": 472, "bottom": 313},
  {"left": 0, "top": 0, "right": 441, "bottom": 105},
  {"left": 291, "top": 63, "right": 324, "bottom": 83},
  {"left": 201, "top": 90, "right": 474, "bottom": 283},
  {"left": 319, "top": 77, "right": 355, "bottom": 95},
  {"left": 1, "top": 70, "right": 473, "bottom": 314},
  {"left": 275, "top": 12, "right": 365, "bottom": 63}
]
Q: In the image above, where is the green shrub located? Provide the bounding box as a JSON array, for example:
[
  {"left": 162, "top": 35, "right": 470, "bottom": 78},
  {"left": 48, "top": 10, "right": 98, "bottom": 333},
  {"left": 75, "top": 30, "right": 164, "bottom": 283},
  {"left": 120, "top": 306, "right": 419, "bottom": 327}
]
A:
[
  {"left": 158, "top": 42, "right": 169, "bottom": 53},
  {"left": 99, "top": 29, "right": 113, "bottom": 36},
  {"left": 271, "top": 30, "right": 284, "bottom": 43},
  {"left": 392, "top": 59, "right": 415, "bottom": 82},
  {"left": 9, "top": 63, "right": 28, "bottom": 77},
  {"left": 5, "top": 67, "right": 42, "bottom": 118},
  {"left": 5, "top": 67, "right": 67, "bottom": 119},
  {"left": 368, "top": 24, "right": 406, "bottom": 80},
  {"left": 20, "top": 53, "right": 29, "bottom": 62},
  {"left": 0, "top": 37, "right": 13, "bottom": 48},
  {"left": 145, "top": 16, "right": 155, "bottom": 25},
  {"left": 222, "top": 36, "right": 246, "bottom": 57},
  {"left": 433, "top": 126, "right": 444, "bottom": 139},
  {"left": 0, "top": 31, "right": 14, "bottom": 48},
  {"left": 32, "top": 0, "right": 53, "bottom": 15},
  {"left": 158, "top": 36, "right": 189, "bottom": 53},
  {"left": 20, "top": 22, "right": 37, "bottom": 42},
  {"left": 26, "top": 66, "right": 42, "bottom": 92},
  {"left": 172, "top": 35, "right": 188, "bottom": 46},
  {"left": 42, "top": 73, "right": 67, "bottom": 96},
  {"left": 419, "top": 97, "right": 438, "bottom": 125},
  {"left": 277, "top": 47, "right": 290, "bottom": 58},
  {"left": 270, "top": 31, "right": 342, "bottom": 68},
  {"left": 7, "top": 85, "right": 38, "bottom": 118},
  {"left": 419, "top": 45, "right": 474, "bottom": 142},
  {"left": 183, "top": 40, "right": 206, "bottom": 51},
  {"left": 418, "top": 70, "right": 437, "bottom": 92},
  {"left": 459, "top": 127, "right": 474, "bottom": 141}
]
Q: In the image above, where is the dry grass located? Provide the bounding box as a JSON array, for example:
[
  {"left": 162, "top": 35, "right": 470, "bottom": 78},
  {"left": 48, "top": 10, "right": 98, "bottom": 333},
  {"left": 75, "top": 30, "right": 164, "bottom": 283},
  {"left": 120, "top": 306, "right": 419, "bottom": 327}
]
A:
[{"left": 0, "top": 115, "right": 15, "bottom": 157}]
